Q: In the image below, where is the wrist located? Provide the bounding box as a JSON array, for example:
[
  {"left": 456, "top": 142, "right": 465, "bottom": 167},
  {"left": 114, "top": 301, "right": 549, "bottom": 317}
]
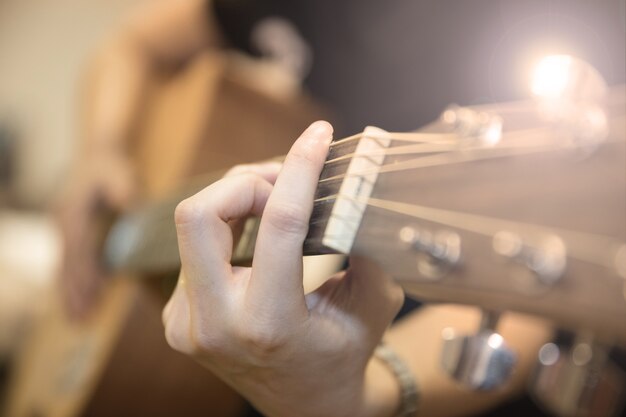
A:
[
  {"left": 363, "top": 344, "right": 420, "bottom": 417},
  {"left": 361, "top": 353, "right": 402, "bottom": 417}
]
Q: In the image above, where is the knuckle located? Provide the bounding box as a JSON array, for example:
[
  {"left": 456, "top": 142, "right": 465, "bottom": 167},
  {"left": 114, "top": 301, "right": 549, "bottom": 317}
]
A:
[
  {"left": 235, "top": 322, "right": 288, "bottom": 357},
  {"left": 224, "top": 164, "right": 252, "bottom": 178},
  {"left": 235, "top": 172, "right": 263, "bottom": 188},
  {"left": 174, "top": 197, "right": 204, "bottom": 229},
  {"left": 264, "top": 202, "right": 309, "bottom": 236},
  {"left": 189, "top": 326, "right": 225, "bottom": 355},
  {"left": 222, "top": 172, "right": 265, "bottom": 198},
  {"left": 164, "top": 322, "right": 191, "bottom": 354}
]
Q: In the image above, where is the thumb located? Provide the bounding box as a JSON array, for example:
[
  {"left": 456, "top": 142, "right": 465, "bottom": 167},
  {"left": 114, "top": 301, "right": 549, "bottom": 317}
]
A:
[{"left": 347, "top": 257, "right": 405, "bottom": 340}]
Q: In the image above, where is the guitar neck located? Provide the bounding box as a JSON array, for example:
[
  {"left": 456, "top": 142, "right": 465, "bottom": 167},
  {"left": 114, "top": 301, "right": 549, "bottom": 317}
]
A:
[
  {"left": 103, "top": 169, "right": 233, "bottom": 273},
  {"left": 103, "top": 89, "right": 626, "bottom": 348},
  {"left": 103, "top": 121, "right": 401, "bottom": 273}
]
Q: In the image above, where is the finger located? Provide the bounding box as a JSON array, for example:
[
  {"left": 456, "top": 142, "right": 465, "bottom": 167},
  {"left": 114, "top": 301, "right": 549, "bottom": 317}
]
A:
[
  {"left": 163, "top": 271, "right": 185, "bottom": 325},
  {"left": 346, "top": 256, "right": 404, "bottom": 340},
  {"left": 175, "top": 173, "right": 273, "bottom": 305},
  {"left": 224, "top": 161, "right": 282, "bottom": 184},
  {"left": 250, "top": 121, "right": 333, "bottom": 307},
  {"left": 163, "top": 277, "right": 194, "bottom": 354},
  {"left": 224, "top": 162, "right": 283, "bottom": 242}
]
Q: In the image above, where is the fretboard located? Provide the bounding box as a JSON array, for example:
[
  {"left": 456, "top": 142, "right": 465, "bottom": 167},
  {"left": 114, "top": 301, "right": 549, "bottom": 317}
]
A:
[{"left": 103, "top": 123, "right": 434, "bottom": 273}]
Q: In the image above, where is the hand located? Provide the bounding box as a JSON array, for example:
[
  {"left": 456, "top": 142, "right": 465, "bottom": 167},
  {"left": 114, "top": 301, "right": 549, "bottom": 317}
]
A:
[
  {"left": 163, "top": 121, "right": 405, "bottom": 417},
  {"left": 55, "top": 147, "right": 137, "bottom": 318}
]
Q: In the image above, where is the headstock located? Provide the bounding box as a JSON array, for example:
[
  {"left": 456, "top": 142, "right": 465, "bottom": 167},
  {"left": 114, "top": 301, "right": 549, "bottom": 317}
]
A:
[
  {"left": 304, "top": 57, "right": 625, "bottom": 415},
  {"left": 307, "top": 87, "right": 626, "bottom": 348}
]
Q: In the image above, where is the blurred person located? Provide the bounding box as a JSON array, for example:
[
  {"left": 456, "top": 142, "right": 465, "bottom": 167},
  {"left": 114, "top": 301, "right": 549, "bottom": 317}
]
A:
[
  {"left": 55, "top": 0, "right": 625, "bottom": 416},
  {"left": 55, "top": 0, "right": 221, "bottom": 316}
]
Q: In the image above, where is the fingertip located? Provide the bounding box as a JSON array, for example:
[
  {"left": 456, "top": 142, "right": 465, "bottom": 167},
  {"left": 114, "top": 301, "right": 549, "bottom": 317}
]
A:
[
  {"left": 310, "top": 120, "right": 333, "bottom": 133},
  {"left": 305, "top": 120, "right": 334, "bottom": 144},
  {"left": 288, "top": 120, "right": 333, "bottom": 164},
  {"left": 249, "top": 121, "right": 334, "bottom": 302}
]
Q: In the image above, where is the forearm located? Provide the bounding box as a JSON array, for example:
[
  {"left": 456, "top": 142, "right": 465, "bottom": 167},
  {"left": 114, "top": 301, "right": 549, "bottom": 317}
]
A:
[
  {"left": 81, "top": 37, "right": 151, "bottom": 153},
  {"left": 367, "top": 304, "right": 552, "bottom": 417}
]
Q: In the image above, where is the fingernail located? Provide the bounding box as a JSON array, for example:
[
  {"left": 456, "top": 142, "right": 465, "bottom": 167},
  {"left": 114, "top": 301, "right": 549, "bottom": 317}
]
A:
[{"left": 307, "top": 121, "right": 333, "bottom": 144}]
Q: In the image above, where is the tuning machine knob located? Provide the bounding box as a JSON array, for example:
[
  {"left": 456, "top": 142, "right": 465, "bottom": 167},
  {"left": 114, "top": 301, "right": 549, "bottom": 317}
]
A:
[
  {"left": 441, "top": 311, "right": 517, "bottom": 390},
  {"left": 441, "top": 104, "right": 503, "bottom": 147},
  {"left": 492, "top": 230, "right": 567, "bottom": 287},
  {"left": 399, "top": 226, "right": 461, "bottom": 280},
  {"left": 530, "top": 338, "right": 626, "bottom": 417}
]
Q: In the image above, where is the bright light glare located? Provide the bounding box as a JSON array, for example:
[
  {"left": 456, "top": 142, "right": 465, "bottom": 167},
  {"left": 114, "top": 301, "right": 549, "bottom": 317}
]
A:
[
  {"left": 487, "top": 333, "right": 504, "bottom": 349},
  {"left": 483, "top": 119, "right": 503, "bottom": 146},
  {"left": 531, "top": 55, "right": 573, "bottom": 98}
]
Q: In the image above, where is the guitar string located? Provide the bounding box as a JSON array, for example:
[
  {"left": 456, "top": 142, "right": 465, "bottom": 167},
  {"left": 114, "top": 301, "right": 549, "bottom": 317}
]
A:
[
  {"left": 311, "top": 130, "right": 624, "bottom": 274},
  {"left": 324, "top": 104, "right": 622, "bottom": 170},
  {"left": 328, "top": 125, "right": 546, "bottom": 151},
  {"left": 329, "top": 132, "right": 363, "bottom": 148},
  {"left": 329, "top": 132, "right": 461, "bottom": 148},
  {"left": 325, "top": 143, "right": 457, "bottom": 165},
  {"left": 326, "top": 97, "right": 562, "bottom": 149},
  {"left": 323, "top": 127, "right": 552, "bottom": 167},
  {"left": 319, "top": 136, "right": 573, "bottom": 185},
  {"left": 314, "top": 137, "right": 624, "bottom": 240},
  {"left": 307, "top": 194, "right": 623, "bottom": 272},
  {"left": 377, "top": 132, "right": 458, "bottom": 142},
  {"left": 307, "top": 201, "right": 620, "bottom": 267},
  {"left": 325, "top": 97, "right": 621, "bottom": 149}
]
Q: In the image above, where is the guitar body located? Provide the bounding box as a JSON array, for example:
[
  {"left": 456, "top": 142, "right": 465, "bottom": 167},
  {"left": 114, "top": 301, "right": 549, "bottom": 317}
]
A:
[{"left": 4, "top": 52, "right": 323, "bottom": 417}]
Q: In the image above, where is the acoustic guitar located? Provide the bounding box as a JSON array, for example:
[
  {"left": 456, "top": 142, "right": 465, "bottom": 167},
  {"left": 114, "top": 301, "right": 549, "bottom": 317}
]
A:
[
  {"left": 107, "top": 86, "right": 626, "bottom": 348},
  {"left": 5, "top": 54, "right": 625, "bottom": 417}
]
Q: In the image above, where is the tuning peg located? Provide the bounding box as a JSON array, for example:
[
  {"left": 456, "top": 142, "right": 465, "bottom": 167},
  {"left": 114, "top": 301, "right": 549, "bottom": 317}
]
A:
[
  {"left": 492, "top": 230, "right": 568, "bottom": 287},
  {"left": 530, "top": 337, "right": 626, "bottom": 417},
  {"left": 440, "top": 104, "right": 503, "bottom": 147},
  {"left": 441, "top": 311, "right": 517, "bottom": 390},
  {"left": 399, "top": 226, "right": 461, "bottom": 280}
]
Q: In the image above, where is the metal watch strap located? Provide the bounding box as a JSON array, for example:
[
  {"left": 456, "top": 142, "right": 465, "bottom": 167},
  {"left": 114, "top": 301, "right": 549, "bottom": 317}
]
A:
[{"left": 374, "top": 343, "right": 419, "bottom": 417}]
